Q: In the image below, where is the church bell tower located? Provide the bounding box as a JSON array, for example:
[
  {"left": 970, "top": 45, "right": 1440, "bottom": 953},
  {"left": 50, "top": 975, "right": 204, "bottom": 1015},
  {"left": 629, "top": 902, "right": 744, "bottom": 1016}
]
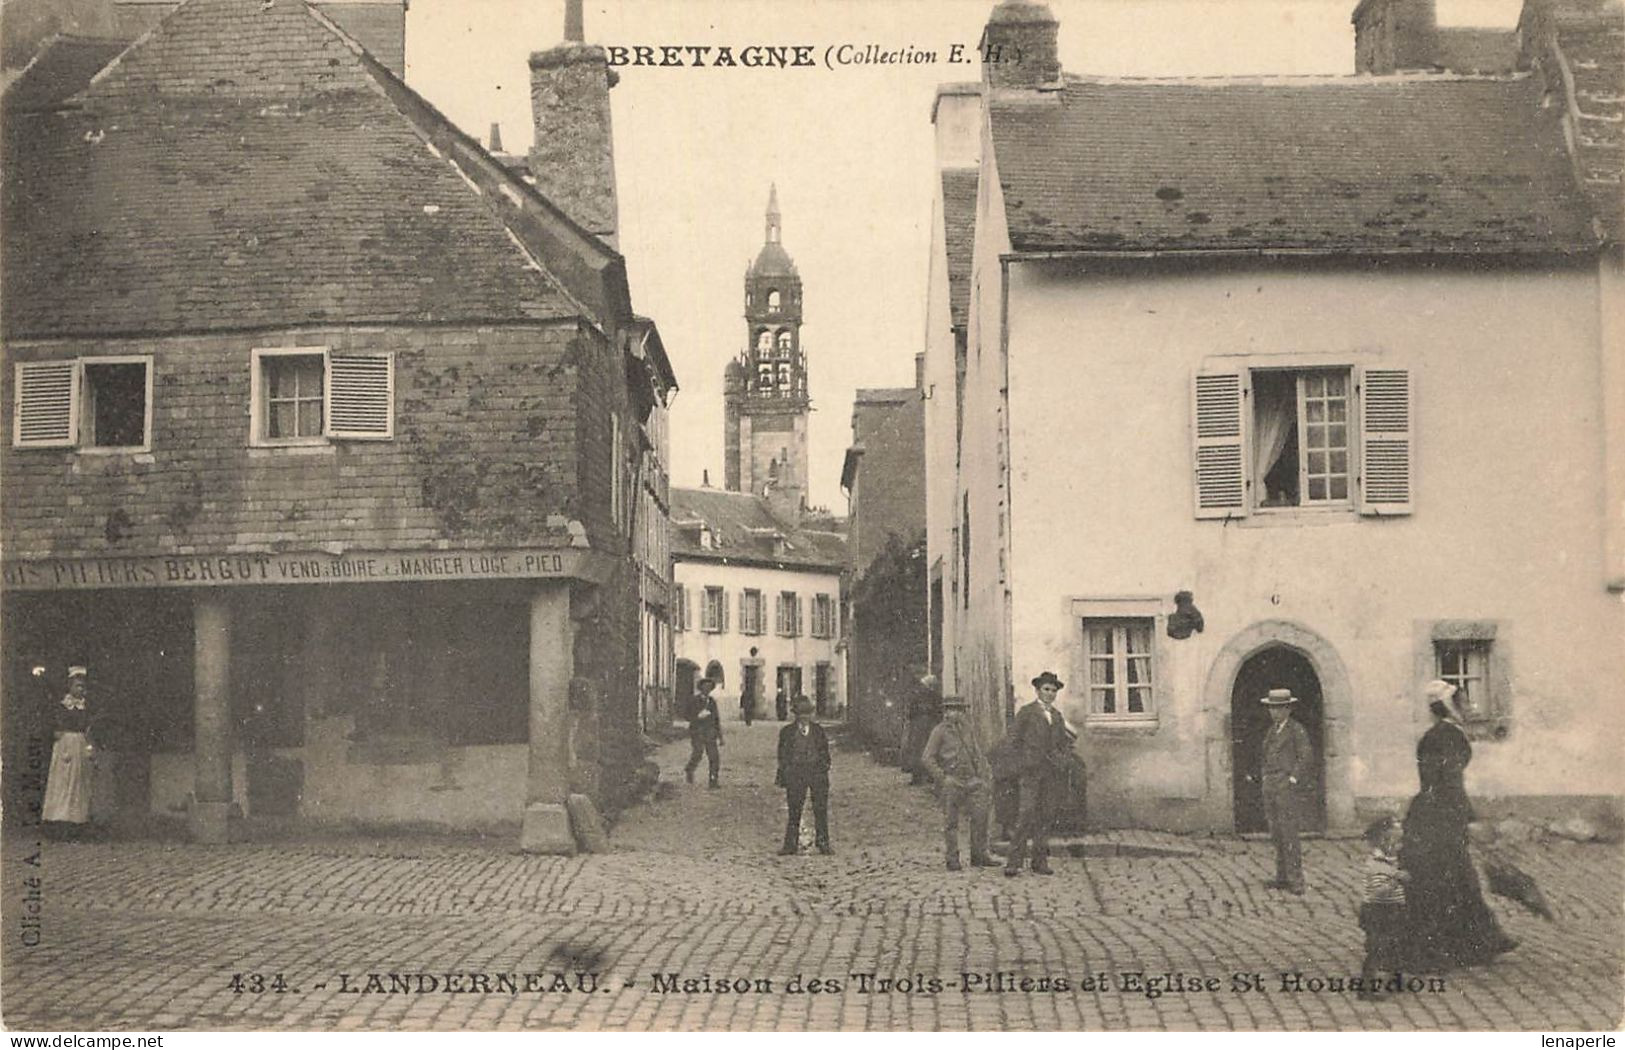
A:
[{"left": 724, "top": 185, "right": 809, "bottom": 509}]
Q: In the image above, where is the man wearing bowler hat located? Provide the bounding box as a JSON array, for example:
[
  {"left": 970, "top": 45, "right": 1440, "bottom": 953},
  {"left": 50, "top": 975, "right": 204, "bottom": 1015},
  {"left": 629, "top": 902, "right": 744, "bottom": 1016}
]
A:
[
  {"left": 921, "top": 696, "right": 997, "bottom": 871},
  {"left": 776, "top": 695, "right": 832, "bottom": 855},
  {"left": 1258, "top": 687, "right": 1314, "bottom": 894},
  {"left": 685, "top": 677, "right": 724, "bottom": 788},
  {"left": 1004, "top": 671, "right": 1075, "bottom": 877}
]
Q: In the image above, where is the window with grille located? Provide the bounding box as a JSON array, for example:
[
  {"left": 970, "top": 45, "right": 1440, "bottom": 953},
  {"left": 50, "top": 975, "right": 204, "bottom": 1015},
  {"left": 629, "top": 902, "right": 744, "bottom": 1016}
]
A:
[{"left": 1082, "top": 618, "right": 1155, "bottom": 717}]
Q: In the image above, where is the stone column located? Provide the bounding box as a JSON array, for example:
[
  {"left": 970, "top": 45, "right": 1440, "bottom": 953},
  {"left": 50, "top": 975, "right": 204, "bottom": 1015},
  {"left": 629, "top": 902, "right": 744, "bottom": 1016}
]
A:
[
  {"left": 520, "top": 582, "right": 576, "bottom": 853},
  {"left": 191, "top": 592, "right": 233, "bottom": 844}
]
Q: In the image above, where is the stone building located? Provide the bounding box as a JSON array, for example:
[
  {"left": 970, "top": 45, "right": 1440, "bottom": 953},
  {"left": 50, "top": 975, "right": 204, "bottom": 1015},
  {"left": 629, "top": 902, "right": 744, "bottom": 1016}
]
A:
[
  {"left": 0, "top": 0, "right": 674, "bottom": 849},
  {"left": 924, "top": 0, "right": 1624, "bottom": 831}
]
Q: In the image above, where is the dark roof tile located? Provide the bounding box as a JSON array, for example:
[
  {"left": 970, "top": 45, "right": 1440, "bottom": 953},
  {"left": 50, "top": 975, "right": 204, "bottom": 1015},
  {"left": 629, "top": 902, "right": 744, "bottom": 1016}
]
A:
[
  {"left": 989, "top": 76, "right": 1600, "bottom": 255},
  {"left": 2, "top": 0, "right": 578, "bottom": 338},
  {"left": 671, "top": 487, "right": 845, "bottom": 571}
]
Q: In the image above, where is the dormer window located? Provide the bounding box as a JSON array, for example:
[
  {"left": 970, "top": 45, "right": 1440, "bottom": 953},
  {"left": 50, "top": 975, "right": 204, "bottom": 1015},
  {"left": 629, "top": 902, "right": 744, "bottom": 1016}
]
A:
[{"left": 699, "top": 525, "right": 714, "bottom": 550}]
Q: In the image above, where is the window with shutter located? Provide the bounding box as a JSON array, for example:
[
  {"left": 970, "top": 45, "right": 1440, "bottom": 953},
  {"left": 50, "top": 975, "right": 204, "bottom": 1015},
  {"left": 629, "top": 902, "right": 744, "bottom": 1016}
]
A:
[
  {"left": 328, "top": 353, "right": 394, "bottom": 440},
  {"left": 1358, "top": 366, "right": 1412, "bottom": 515},
  {"left": 1191, "top": 370, "right": 1248, "bottom": 518},
  {"left": 13, "top": 361, "right": 79, "bottom": 448}
]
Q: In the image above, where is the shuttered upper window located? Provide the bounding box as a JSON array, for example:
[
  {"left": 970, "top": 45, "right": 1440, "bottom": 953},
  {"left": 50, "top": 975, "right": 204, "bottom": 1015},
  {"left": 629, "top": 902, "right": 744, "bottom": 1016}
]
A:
[
  {"left": 13, "top": 356, "right": 154, "bottom": 452},
  {"left": 250, "top": 348, "right": 393, "bottom": 446},
  {"left": 1190, "top": 362, "right": 1411, "bottom": 519}
]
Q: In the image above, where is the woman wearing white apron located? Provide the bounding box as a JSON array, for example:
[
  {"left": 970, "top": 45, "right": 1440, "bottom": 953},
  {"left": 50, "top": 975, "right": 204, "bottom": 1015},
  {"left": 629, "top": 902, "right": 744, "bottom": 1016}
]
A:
[{"left": 41, "top": 665, "right": 94, "bottom": 827}]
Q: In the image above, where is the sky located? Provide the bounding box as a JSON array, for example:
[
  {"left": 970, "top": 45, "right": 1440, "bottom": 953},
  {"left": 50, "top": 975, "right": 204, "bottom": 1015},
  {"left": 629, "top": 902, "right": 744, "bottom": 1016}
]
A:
[{"left": 403, "top": 0, "right": 1523, "bottom": 511}]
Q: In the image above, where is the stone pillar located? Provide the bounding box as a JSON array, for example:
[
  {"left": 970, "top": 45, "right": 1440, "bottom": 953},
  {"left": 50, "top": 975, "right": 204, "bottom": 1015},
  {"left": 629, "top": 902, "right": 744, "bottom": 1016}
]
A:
[
  {"left": 520, "top": 582, "right": 576, "bottom": 853},
  {"left": 191, "top": 592, "right": 233, "bottom": 844}
]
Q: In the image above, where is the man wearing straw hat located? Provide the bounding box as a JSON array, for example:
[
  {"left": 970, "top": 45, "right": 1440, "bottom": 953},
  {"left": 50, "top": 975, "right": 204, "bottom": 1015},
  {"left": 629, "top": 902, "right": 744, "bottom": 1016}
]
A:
[{"left": 1258, "top": 687, "right": 1314, "bottom": 895}]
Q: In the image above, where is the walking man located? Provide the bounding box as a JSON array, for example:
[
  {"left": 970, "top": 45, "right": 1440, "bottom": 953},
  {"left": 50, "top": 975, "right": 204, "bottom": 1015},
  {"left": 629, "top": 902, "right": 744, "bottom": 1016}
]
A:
[
  {"left": 921, "top": 695, "right": 997, "bottom": 871},
  {"left": 776, "top": 695, "right": 832, "bottom": 855},
  {"left": 685, "top": 677, "right": 724, "bottom": 788},
  {"left": 1004, "top": 671, "right": 1074, "bottom": 877},
  {"left": 1259, "top": 687, "right": 1313, "bottom": 894}
]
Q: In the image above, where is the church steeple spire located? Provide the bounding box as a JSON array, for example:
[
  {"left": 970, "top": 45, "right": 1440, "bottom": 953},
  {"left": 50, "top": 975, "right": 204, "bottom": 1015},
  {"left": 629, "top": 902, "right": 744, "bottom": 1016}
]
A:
[{"left": 765, "top": 183, "right": 781, "bottom": 244}]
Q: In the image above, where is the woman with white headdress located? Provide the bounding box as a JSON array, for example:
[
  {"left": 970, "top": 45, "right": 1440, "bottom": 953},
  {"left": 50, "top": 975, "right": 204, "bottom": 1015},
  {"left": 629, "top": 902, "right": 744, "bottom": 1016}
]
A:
[
  {"left": 40, "top": 665, "right": 96, "bottom": 829},
  {"left": 1398, "top": 679, "right": 1517, "bottom": 970}
]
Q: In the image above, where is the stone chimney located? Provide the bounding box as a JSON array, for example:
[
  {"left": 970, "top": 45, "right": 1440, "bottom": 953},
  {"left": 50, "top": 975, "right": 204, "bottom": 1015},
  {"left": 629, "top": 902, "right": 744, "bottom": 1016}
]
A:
[
  {"left": 1353, "top": 0, "right": 1440, "bottom": 73},
  {"left": 1519, "top": 0, "right": 1625, "bottom": 241},
  {"left": 980, "top": 0, "right": 1061, "bottom": 91},
  {"left": 528, "top": 0, "right": 620, "bottom": 246}
]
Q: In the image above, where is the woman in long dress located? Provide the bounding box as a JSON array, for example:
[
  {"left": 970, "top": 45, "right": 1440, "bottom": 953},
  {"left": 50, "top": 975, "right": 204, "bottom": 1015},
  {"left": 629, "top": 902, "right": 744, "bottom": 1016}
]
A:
[
  {"left": 1399, "top": 679, "right": 1517, "bottom": 970},
  {"left": 41, "top": 665, "right": 95, "bottom": 828}
]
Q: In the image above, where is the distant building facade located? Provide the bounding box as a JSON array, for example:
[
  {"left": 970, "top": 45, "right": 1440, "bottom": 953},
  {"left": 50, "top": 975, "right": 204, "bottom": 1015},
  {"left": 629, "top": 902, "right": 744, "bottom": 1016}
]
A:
[{"left": 671, "top": 487, "right": 846, "bottom": 721}]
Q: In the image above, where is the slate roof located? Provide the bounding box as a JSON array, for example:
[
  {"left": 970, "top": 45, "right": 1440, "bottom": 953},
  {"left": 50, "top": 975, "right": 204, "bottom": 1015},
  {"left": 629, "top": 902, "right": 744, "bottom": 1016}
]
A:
[
  {"left": 941, "top": 168, "right": 978, "bottom": 328},
  {"left": 1, "top": 0, "right": 583, "bottom": 339},
  {"left": 988, "top": 75, "right": 1601, "bottom": 255},
  {"left": 1, "top": 34, "right": 131, "bottom": 111},
  {"left": 671, "top": 487, "right": 846, "bottom": 572},
  {"left": 854, "top": 387, "right": 916, "bottom": 404}
]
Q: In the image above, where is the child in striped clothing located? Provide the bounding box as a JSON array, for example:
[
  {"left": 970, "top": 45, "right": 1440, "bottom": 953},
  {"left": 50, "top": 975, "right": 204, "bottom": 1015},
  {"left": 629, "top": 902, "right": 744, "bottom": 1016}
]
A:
[{"left": 1358, "top": 815, "right": 1410, "bottom": 1001}]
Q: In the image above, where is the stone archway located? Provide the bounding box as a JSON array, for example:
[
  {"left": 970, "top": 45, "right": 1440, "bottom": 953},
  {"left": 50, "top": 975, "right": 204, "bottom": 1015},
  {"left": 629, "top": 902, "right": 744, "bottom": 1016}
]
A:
[{"left": 1203, "top": 620, "right": 1356, "bottom": 832}]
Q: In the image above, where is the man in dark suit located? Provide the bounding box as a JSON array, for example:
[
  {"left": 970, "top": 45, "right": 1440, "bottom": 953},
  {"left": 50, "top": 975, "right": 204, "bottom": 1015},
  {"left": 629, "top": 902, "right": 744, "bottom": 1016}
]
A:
[
  {"left": 1258, "top": 688, "right": 1313, "bottom": 894},
  {"left": 776, "top": 695, "right": 832, "bottom": 855},
  {"left": 1004, "top": 671, "right": 1075, "bottom": 877},
  {"left": 684, "top": 677, "right": 723, "bottom": 788}
]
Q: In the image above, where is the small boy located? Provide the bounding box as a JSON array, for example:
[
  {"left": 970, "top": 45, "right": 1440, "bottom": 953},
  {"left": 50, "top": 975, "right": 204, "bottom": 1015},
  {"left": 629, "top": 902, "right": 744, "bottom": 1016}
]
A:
[{"left": 1357, "top": 815, "right": 1410, "bottom": 1001}]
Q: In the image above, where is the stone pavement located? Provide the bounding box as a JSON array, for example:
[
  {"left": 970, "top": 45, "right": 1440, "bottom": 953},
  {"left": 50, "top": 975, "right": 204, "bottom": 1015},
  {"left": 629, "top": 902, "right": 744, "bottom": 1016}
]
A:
[{"left": 2, "top": 720, "right": 1619, "bottom": 1032}]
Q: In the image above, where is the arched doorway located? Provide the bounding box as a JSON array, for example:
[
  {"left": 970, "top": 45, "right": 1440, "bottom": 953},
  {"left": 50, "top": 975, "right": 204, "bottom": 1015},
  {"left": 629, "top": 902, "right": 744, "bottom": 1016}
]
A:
[{"left": 1230, "top": 646, "right": 1327, "bottom": 833}]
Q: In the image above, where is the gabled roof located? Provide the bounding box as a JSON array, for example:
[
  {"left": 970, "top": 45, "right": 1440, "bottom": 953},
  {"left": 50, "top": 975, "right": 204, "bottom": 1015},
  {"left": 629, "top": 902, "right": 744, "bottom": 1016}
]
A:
[
  {"left": 1, "top": 0, "right": 616, "bottom": 339},
  {"left": 988, "top": 75, "right": 1600, "bottom": 256},
  {"left": 671, "top": 487, "right": 845, "bottom": 572},
  {"left": 941, "top": 168, "right": 979, "bottom": 329}
]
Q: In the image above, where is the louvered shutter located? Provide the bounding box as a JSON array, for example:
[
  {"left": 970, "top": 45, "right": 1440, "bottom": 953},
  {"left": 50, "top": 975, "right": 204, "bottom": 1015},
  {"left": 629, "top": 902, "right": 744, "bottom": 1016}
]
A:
[
  {"left": 1358, "top": 366, "right": 1412, "bottom": 515},
  {"left": 1191, "top": 369, "right": 1248, "bottom": 519},
  {"left": 720, "top": 589, "right": 729, "bottom": 633},
  {"left": 327, "top": 353, "right": 393, "bottom": 439},
  {"left": 13, "top": 361, "right": 79, "bottom": 448}
]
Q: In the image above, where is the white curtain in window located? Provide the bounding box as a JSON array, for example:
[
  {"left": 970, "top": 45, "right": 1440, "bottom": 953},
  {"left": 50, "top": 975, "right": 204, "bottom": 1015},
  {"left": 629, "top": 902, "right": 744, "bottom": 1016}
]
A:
[{"left": 1253, "top": 390, "right": 1294, "bottom": 493}]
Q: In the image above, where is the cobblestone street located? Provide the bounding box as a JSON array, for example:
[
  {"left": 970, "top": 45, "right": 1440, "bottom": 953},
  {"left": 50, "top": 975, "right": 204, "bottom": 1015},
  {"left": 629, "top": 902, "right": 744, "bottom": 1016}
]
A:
[{"left": 2, "top": 722, "right": 1620, "bottom": 1032}]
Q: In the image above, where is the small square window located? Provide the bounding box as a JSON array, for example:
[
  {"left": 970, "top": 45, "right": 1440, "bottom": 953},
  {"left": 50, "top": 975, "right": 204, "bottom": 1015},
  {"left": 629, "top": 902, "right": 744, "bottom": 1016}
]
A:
[
  {"left": 1082, "top": 617, "right": 1155, "bottom": 717},
  {"left": 1434, "top": 639, "right": 1506, "bottom": 736},
  {"left": 258, "top": 352, "right": 325, "bottom": 443}
]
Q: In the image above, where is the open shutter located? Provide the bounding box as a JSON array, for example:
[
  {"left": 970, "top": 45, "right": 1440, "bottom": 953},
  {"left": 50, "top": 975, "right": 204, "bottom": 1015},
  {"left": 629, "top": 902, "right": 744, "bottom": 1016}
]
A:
[
  {"left": 327, "top": 353, "right": 393, "bottom": 439},
  {"left": 1191, "top": 369, "right": 1248, "bottom": 519},
  {"left": 1358, "top": 366, "right": 1412, "bottom": 515},
  {"left": 13, "top": 361, "right": 79, "bottom": 448},
  {"left": 721, "top": 590, "right": 729, "bottom": 633}
]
